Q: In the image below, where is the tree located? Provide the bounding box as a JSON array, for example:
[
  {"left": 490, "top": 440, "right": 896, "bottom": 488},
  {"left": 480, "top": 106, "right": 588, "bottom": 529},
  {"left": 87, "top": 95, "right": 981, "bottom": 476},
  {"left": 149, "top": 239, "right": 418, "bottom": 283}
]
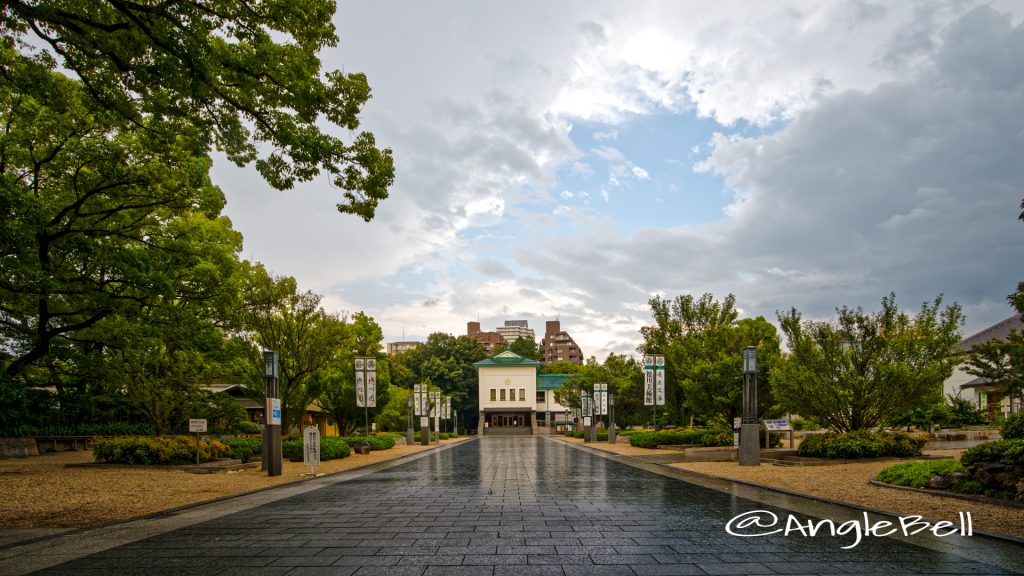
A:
[
  {"left": 0, "top": 43, "right": 243, "bottom": 382},
  {"left": 638, "top": 293, "right": 781, "bottom": 426},
  {"left": 508, "top": 337, "right": 541, "bottom": 361},
  {"left": 309, "top": 311, "right": 392, "bottom": 435},
  {"left": 234, "top": 264, "right": 347, "bottom": 432},
  {"left": 963, "top": 329, "right": 1024, "bottom": 414},
  {"left": 2, "top": 1, "right": 394, "bottom": 218},
  {"left": 397, "top": 333, "right": 487, "bottom": 431},
  {"left": 772, "top": 294, "right": 964, "bottom": 432}
]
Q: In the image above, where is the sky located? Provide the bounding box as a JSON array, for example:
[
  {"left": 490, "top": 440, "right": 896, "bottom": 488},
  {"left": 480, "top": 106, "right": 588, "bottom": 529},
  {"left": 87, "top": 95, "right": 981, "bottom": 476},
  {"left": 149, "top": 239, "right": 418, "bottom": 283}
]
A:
[{"left": 213, "top": 0, "right": 1024, "bottom": 359}]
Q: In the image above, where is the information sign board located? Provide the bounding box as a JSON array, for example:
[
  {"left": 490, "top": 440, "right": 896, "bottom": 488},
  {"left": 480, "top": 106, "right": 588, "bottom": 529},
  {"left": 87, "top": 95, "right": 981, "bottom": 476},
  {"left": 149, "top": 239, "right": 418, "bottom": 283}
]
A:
[
  {"left": 303, "top": 426, "right": 321, "bottom": 467},
  {"left": 189, "top": 419, "right": 207, "bottom": 433},
  {"left": 420, "top": 416, "right": 429, "bottom": 428},
  {"left": 583, "top": 416, "right": 592, "bottom": 427},
  {"left": 413, "top": 384, "right": 422, "bottom": 415},
  {"left": 762, "top": 419, "right": 792, "bottom": 431},
  {"left": 268, "top": 398, "right": 281, "bottom": 425}
]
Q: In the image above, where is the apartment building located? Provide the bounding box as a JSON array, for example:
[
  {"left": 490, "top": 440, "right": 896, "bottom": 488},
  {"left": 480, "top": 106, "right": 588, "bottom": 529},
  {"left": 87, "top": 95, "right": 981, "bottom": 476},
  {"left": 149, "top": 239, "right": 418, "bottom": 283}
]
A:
[{"left": 540, "top": 320, "right": 583, "bottom": 365}]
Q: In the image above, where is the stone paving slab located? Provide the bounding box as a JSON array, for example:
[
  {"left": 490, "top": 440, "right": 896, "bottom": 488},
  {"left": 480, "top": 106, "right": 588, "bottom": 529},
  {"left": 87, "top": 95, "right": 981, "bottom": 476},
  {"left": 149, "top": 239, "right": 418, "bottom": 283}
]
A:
[{"left": 4, "top": 436, "right": 1024, "bottom": 575}]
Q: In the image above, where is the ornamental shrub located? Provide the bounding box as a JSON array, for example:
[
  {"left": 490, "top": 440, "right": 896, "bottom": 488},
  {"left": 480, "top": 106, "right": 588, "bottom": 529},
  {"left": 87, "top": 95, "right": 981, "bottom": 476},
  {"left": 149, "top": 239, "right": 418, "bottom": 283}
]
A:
[
  {"left": 282, "top": 436, "right": 351, "bottom": 461},
  {"left": 875, "top": 459, "right": 965, "bottom": 488},
  {"left": 629, "top": 429, "right": 734, "bottom": 449},
  {"left": 231, "top": 421, "right": 262, "bottom": 435},
  {"left": 960, "top": 439, "right": 1024, "bottom": 468},
  {"left": 797, "top": 431, "right": 925, "bottom": 459},
  {"left": 92, "top": 436, "right": 230, "bottom": 465},
  {"left": 221, "top": 437, "right": 262, "bottom": 463},
  {"left": 1000, "top": 412, "right": 1024, "bottom": 440},
  {"left": 343, "top": 435, "right": 395, "bottom": 450}
]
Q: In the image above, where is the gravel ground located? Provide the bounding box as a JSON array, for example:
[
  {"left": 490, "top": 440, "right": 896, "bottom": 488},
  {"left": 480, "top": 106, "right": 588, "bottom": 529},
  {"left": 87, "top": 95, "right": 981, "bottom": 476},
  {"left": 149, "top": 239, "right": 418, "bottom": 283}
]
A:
[
  {"left": 554, "top": 437, "right": 1024, "bottom": 540},
  {"left": 0, "top": 437, "right": 470, "bottom": 529}
]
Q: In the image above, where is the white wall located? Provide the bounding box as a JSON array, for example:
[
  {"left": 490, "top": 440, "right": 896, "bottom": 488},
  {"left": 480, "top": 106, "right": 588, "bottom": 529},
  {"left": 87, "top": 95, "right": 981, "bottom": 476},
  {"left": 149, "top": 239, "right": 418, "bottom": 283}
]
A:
[{"left": 478, "top": 366, "right": 536, "bottom": 410}]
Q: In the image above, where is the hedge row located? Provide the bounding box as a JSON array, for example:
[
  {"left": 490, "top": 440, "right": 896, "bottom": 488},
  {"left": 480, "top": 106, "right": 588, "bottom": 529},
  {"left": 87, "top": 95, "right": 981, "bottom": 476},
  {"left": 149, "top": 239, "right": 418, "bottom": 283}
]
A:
[
  {"left": 282, "top": 436, "right": 351, "bottom": 461},
  {"left": 629, "top": 429, "right": 733, "bottom": 449},
  {"left": 221, "top": 437, "right": 262, "bottom": 463},
  {"left": 342, "top": 435, "right": 395, "bottom": 450},
  {"left": 798, "top": 431, "right": 925, "bottom": 459},
  {"left": 92, "top": 436, "right": 231, "bottom": 465},
  {"left": 9, "top": 422, "right": 156, "bottom": 437}
]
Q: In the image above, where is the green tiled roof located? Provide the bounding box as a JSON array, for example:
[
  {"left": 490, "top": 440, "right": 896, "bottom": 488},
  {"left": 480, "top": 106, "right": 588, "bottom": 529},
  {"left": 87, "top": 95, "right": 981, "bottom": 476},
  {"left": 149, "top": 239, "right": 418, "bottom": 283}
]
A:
[
  {"left": 537, "top": 374, "right": 572, "bottom": 389},
  {"left": 473, "top": 350, "right": 542, "bottom": 368}
]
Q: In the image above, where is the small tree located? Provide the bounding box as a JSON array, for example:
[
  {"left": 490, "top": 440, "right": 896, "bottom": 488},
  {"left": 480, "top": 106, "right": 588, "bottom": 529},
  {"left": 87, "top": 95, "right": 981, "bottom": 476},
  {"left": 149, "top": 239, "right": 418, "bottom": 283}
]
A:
[
  {"left": 772, "top": 294, "right": 964, "bottom": 432},
  {"left": 963, "top": 329, "right": 1024, "bottom": 414}
]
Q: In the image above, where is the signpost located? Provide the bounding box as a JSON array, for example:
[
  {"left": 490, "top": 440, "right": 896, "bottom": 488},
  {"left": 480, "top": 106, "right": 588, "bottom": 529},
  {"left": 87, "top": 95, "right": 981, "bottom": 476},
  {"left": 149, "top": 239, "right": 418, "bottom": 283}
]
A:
[
  {"left": 262, "top": 350, "right": 282, "bottom": 477},
  {"left": 189, "top": 419, "right": 207, "bottom": 465},
  {"left": 302, "top": 426, "right": 321, "bottom": 476},
  {"left": 415, "top": 384, "right": 429, "bottom": 445},
  {"left": 740, "top": 346, "right": 760, "bottom": 466},
  {"left": 355, "top": 357, "right": 377, "bottom": 434},
  {"left": 644, "top": 355, "right": 666, "bottom": 430},
  {"left": 762, "top": 419, "right": 793, "bottom": 449}
]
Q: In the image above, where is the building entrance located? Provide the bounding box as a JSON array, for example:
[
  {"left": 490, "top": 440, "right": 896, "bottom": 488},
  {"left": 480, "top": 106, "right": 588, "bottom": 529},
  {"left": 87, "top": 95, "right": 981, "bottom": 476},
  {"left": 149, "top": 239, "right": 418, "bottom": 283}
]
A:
[{"left": 484, "top": 411, "right": 532, "bottom": 435}]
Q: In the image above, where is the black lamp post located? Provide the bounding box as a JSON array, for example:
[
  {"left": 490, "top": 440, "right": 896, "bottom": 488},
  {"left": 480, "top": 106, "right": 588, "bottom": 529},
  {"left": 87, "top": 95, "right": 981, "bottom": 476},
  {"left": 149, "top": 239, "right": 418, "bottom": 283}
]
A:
[
  {"left": 262, "top": 350, "right": 283, "bottom": 477},
  {"left": 739, "top": 346, "right": 760, "bottom": 466}
]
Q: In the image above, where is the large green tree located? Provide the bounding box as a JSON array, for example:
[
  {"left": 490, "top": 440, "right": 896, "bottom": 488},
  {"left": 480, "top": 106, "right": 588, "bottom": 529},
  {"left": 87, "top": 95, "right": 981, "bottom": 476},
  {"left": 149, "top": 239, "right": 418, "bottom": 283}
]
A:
[
  {"left": 396, "top": 333, "right": 487, "bottom": 432},
  {"left": 772, "top": 294, "right": 964, "bottom": 432},
  {"left": 234, "top": 263, "right": 347, "bottom": 431},
  {"left": 0, "top": 42, "right": 242, "bottom": 384},
  {"left": 2, "top": 1, "right": 394, "bottom": 218}
]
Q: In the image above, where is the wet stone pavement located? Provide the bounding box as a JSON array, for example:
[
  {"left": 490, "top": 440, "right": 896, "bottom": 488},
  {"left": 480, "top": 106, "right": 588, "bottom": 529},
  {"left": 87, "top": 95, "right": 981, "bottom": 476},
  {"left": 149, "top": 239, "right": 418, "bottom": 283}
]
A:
[{"left": 32, "top": 437, "right": 1023, "bottom": 576}]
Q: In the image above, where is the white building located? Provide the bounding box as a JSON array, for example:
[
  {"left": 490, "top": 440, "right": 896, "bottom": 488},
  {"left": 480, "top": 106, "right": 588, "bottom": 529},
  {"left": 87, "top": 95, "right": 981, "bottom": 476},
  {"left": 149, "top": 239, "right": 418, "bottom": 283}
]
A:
[
  {"left": 475, "top": 350, "right": 571, "bottom": 435},
  {"left": 495, "top": 320, "right": 535, "bottom": 344}
]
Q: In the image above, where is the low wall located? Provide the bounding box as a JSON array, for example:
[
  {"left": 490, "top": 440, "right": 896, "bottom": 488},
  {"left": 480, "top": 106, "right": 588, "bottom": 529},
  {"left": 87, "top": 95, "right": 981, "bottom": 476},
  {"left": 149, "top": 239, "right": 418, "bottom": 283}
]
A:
[{"left": 0, "top": 437, "right": 39, "bottom": 458}]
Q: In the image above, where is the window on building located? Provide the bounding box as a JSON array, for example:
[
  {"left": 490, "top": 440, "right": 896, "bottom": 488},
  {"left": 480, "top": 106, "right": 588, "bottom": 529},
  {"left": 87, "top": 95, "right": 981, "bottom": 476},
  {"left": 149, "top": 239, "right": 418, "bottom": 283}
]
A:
[
  {"left": 500, "top": 389, "right": 506, "bottom": 401},
  {"left": 536, "top": 391, "right": 545, "bottom": 402},
  {"left": 490, "top": 389, "right": 496, "bottom": 401},
  {"left": 519, "top": 389, "right": 525, "bottom": 401}
]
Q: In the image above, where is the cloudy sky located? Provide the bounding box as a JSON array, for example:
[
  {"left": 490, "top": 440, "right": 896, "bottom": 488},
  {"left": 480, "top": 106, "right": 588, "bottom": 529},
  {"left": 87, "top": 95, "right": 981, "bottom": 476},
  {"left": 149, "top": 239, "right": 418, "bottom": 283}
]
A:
[{"left": 213, "top": 0, "right": 1024, "bottom": 359}]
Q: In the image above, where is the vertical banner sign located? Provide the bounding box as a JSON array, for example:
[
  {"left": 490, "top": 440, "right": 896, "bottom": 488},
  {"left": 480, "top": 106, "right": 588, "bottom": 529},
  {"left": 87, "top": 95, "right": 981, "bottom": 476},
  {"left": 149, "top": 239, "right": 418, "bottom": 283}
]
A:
[
  {"left": 355, "top": 358, "right": 366, "bottom": 408},
  {"left": 413, "top": 384, "right": 422, "bottom": 416},
  {"left": 366, "top": 358, "right": 377, "bottom": 408},
  {"left": 600, "top": 383, "right": 608, "bottom": 415},
  {"left": 655, "top": 355, "right": 666, "bottom": 406},
  {"left": 643, "top": 355, "right": 655, "bottom": 406}
]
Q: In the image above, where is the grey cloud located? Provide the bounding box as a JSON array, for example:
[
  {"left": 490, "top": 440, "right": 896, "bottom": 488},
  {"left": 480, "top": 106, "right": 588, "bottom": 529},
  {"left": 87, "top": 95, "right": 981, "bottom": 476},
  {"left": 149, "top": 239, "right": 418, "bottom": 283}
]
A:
[{"left": 476, "top": 259, "right": 517, "bottom": 279}]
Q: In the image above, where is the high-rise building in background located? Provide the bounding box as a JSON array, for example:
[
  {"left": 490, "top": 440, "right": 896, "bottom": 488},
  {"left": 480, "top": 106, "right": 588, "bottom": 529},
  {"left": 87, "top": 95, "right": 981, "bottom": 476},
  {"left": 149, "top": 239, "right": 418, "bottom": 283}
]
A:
[
  {"left": 540, "top": 320, "right": 583, "bottom": 365},
  {"left": 386, "top": 341, "right": 421, "bottom": 355},
  {"left": 467, "top": 321, "right": 505, "bottom": 355},
  {"left": 495, "top": 320, "right": 535, "bottom": 344}
]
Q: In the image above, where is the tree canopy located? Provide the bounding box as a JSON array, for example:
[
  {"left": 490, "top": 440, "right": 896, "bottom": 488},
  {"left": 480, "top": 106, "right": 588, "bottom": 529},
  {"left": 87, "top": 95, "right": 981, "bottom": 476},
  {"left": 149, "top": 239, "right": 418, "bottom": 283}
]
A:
[
  {"left": 2, "top": 0, "right": 394, "bottom": 219},
  {"left": 772, "top": 294, "right": 964, "bottom": 432}
]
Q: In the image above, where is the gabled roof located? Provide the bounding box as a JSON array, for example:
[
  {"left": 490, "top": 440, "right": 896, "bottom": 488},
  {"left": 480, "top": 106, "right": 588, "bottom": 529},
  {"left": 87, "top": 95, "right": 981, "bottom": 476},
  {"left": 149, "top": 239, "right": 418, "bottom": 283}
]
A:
[
  {"left": 958, "top": 314, "right": 1023, "bottom": 352},
  {"left": 473, "top": 350, "right": 542, "bottom": 368}
]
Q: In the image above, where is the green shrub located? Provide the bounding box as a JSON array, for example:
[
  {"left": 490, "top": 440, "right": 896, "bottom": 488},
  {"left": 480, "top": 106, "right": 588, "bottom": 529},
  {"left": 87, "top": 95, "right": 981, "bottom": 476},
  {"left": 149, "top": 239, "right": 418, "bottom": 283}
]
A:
[
  {"left": 565, "top": 431, "right": 585, "bottom": 438},
  {"left": 960, "top": 439, "right": 1024, "bottom": 468},
  {"left": 9, "top": 422, "right": 156, "bottom": 437},
  {"left": 999, "top": 412, "right": 1024, "bottom": 440},
  {"left": 221, "top": 437, "right": 262, "bottom": 463},
  {"left": 231, "top": 421, "right": 262, "bottom": 435},
  {"left": 342, "top": 435, "right": 395, "bottom": 450},
  {"left": 92, "top": 436, "right": 231, "bottom": 465},
  {"left": 282, "top": 436, "right": 351, "bottom": 461},
  {"left": 875, "top": 459, "right": 965, "bottom": 488},
  {"left": 629, "top": 429, "right": 733, "bottom": 449},
  {"left": 797, "top": 431, "right": 926, "bottom": 459}
]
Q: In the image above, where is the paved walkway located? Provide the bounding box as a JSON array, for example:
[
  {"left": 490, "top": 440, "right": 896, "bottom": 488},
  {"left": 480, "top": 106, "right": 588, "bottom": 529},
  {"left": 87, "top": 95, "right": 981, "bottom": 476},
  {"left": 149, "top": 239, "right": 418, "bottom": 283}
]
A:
[{"left": 3, "top": 437, "right": 1022, "bottom": 576}]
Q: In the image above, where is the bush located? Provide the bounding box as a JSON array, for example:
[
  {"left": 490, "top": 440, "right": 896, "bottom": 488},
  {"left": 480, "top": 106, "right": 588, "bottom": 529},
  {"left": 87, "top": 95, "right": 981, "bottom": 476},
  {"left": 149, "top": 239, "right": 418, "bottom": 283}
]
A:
[
  {"left": 342, "top": 435, "right": 395, "bottom": 450},
  {"left": 282, "top": 436, "right": 351, "bottom": 461},
  {"left": 1000, "top": 412, "right": 1024, "bottom": 440},
  {"left": 92, "top": 436, "right": 230, "bottom": 465},
  {"left": 231, "top": 421, "right": 262, "bottom": 435},
  {"left": 797, "top": 431, "right": 926, "bottom": 459},
  {"left": 629, "top": 429, "right": 734, "bottom": 449},
  {"left": 565, "top": 431, "right": 585, "bottom": 438},
  {"left": 875, "top": 459, "right": 965, "bottom": 488},
  {"left": 221, "top": 437, "right": 262, "bottom": 463},
  {"left": 960, "top": 439, "right": 1024, "bottom": 468},
  {"left": 7, "top": 421, "right": 156, "bottom": 437}
]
